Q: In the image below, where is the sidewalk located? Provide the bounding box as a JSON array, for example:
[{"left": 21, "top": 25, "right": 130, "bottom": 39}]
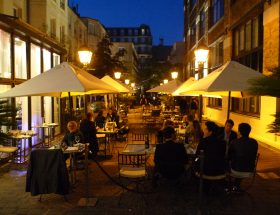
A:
[{"left": 0, "top": 109, "right": 280, "bottom": 214}]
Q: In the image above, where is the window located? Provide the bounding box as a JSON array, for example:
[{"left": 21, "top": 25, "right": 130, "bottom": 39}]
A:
[
  {"left": 211, "top": 0, "right": 224, "bottom": 26},
  {"left": 60, "top": 0, "right": 65, "bottom": 10},
  {"left": 14, "top": 38, "right": 27, "bottom": 79},
  {"left": 134, "top": 29, "right": 138, "bottom": 35},
  {"left": 199, "top": 10, "right": 206, "bottom": 38},
  {"left": 128, "top": 29, "right": 132, "bottom": 36},
  {"left": 208, "top": 98, "right": 222, "bottom": 108},
  {"left": 210, "top": 41, "right": 223, "bottom": 69},
  {"left": 190, "top": 0, "right": 197, "bottom": 10},
  {"left": 120, "top": 29, "right": 125, "bottom": 36},
  {"left": 50, "top": 19, "right": 56, "bottom": 39},
  {"left": 88, "top": 23, "right": 95, "bottom": 35},
  {"left": 232, "top": 15, "right": 263, "bottom": 116},
  {"left": 13, "top": 7, "right": 22, "bottom": 19},
  {"left": 0, "top": 30, "right": 11, "bottom": 78},
  {"left": 141, "top": 28, "right": 145, "bottom": 35},
  {"left": 60, "top": 26, "right": 65, "bottom": 44},
  {"left": 190, "top": 22, "right": 196, "bottom": 48}
]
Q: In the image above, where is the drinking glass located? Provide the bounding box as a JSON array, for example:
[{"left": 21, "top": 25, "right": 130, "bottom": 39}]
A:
[{"left": 75, "top": 135, "right": 80, "bottom": 144}]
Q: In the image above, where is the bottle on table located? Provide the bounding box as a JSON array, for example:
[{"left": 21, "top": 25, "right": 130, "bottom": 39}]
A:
[{"left": 145, "top": 135, "right": 149, "bottom": 149}]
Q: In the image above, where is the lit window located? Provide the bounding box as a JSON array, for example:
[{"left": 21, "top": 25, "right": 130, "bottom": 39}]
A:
[
  {"left": 0, "top": 30, "right": 11, "bottom": 78},
  {"left": 14, "top": 37, "right": 27, "bottom": 79}
]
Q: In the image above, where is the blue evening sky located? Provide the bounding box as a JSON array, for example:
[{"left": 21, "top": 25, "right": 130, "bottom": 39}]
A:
[{"left": 71, "top": 0, "right": 184, "bottom": 45}]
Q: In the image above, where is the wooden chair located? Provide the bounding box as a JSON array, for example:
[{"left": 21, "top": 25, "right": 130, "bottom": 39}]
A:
[
  {"left": 131, "top": 133, "right": 150, "bottom": 144},
  {"left": 229, "top": 153, "right": 260, "bottom": 192},
  {"left": 117, "top": 152, "right": 148, "bottom": 206}
]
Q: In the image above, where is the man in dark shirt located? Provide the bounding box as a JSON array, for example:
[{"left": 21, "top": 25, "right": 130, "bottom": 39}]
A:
[
  {"left": 80, "top": 112, "right": 98, "bottom": 158},
  {"left": 228, "top": 123, "right": 258, "bottom": 190},
  {"left": 153, "top": 126, "right": 188, "bottom": 186},
  {"left": 218, "top": 119, "right": 237, "bottom": 157}
]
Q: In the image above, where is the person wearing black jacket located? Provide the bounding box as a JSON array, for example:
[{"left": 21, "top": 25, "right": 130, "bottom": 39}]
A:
[
  {"left": 153, "top": 126, "right": 188, "bottom": 186},
  {"left": 228, "top": 123, "right": 258, "bottom": 190},
  {"left": 80, "top": 112, "right": 98, "bottom": 158},
  {"left": 217, "top": 119, "right": 237, "bottom": 157}
]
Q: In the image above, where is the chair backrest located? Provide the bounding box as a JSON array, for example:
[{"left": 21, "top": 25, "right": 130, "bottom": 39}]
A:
[
  {"left": 151, "top": 109, "right": 161, "bottom": 117},
  {"left": 131, "top": 133, "right": 150, "bottom": 143},
  {"left": 118, "top": 152, "right": 147, "bottom": 168}
]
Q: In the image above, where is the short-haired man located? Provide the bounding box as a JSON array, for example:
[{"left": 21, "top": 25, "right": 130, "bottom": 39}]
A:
[
  {"left": 218, "top": 119, "right": 237, "bottom": 157},
  {"left": 153, "top": 126, "right": 188, "bottom": 187},
  {"left": 228, "top": 123, "right": 258, "bottom": 191}
]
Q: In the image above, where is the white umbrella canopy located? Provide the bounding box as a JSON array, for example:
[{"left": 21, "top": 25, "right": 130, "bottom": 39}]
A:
[
  {"left": 146, "top": 79, "right": 182, "bottom": 94},
  {"left": 179, "top": 61, "right": 264, "bottom": 97},
  {"left": 0, "top": 62, "right": 118, "bottom": 98},
  {"left": 172, "top": 77, "right": 197, "bottom": 96},
  {"left": 178, "top": 61, "right": 265, "bottom": 119},
  {"left": 101, "top": 75, "right": 133, "bottom": 93}
]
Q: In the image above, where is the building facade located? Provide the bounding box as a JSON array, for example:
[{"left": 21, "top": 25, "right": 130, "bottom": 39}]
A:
[
  {"left": 184, "top": 0, "right": 280, "bottom": 148},
  {"left": 106, "top": 24, "right": 153, "bottom": 71},
  {"left": 0, "top": 1, "right": 66, "bottom": 145},
  {"left": 111, "top": 42, "right": 138, "bottom": 82}
]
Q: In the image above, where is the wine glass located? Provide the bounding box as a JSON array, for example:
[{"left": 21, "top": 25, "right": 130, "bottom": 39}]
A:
[{"left": 75, "top": 135, "right": 80, "bottom": 145}]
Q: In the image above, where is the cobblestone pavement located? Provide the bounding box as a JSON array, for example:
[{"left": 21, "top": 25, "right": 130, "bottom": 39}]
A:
[{"left": 0, "top": 109, "right": 280, "bottom": 215}]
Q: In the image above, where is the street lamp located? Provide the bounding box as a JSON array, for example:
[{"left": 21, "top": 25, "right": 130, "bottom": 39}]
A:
[
  {"left": 194, "top": 45, "right": 209, "bottom": 122},
  {"left": 131, "top": 83, "right": 135, "bottom": 88},
  {"left": 114, "top": 71, "right": 121, "bottom": 79},
  {"left": 171, "top": 71, "right": 178, "bottom": 79},
  {"left": 125, "top": 79, "right": 130, "bottom": 85},
  {"left": 78, "top": 46, "right": 93, "bottom": 67},
  {"left": 163, "top": 79, "right": 168, "bottom": 84}
]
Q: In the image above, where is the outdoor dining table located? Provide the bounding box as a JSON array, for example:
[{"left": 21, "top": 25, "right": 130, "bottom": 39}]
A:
[
  {"left": 32, "top": 123, "right": 59, "bottom": 147},
  {"left": 122, "top": 143, "right": 155, "bottom": 155},
  {"left": 97, "top": 128, "right": 118, "bottom": 157},
  {"left": 49, "top": 144, "right": 87, "bottom": 185},
  {"left": 7, "top": 130, "right": 37, "bottom": 163}
]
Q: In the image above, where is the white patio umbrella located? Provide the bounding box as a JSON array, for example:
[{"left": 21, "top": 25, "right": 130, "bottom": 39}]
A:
[
  {"left": 0, "top": 62, "right": 118, "bottom": 98},
  {"left": 101, "top": 75, "right": 133, "bottom": 93},
  {"left": 146, "top": 79, "right": 182, "bottom": 94},
  {"left": 172, "top": 77, "right": 197, "bottom": 96},
  {"left": 0, "top": 62, "right": 119, "bottom": 117},
  {"left": 179, "top": 61, "right": 265, "bottom": 119}
]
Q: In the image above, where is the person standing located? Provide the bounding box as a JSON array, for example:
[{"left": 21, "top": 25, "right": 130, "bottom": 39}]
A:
[
  {"left": 80, "top": 112, "right": 99, "bottom": 158},
  {"left": 228, "top": 123, "right": 258, "bottom": 191},
  {"left": 140, "top": 95, "right": 148, "bottom": 112}
]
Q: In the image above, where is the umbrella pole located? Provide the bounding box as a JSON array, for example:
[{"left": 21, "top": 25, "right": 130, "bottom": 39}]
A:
[
  {"left": 68, "top": 92, "right": 73, "bottom": 119},
  {"left": 227, "top": 91, "right": 231, "bottom": 120}
]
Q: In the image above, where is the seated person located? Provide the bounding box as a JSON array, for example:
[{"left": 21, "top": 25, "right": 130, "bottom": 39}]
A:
[
  {"left": 94, "top": 110, "right": 106, "bottom": 128},
  {"left": 153, "top": 126, "right": 188, "bottom": 186},
  {"left": 157, "top": 120, "right": 174, "bottom": 144},
  {"left": 106, "top": 107, "right": 120, "bottom": 128},
  {"left": 195, "top": 121, "right": 226, "bottom": 193},
  {"left": 217, "top": 119, "right": 237, "bottom": 157},
  {"left": 80, "top": 112, "right": 98, "bottom": 158},
  {"left": 61, "top": 121, "right": 84, "bottom": 147},
  {"left": 228, "top": 123, "right": 258, "bottom": 191},
  {"left": 61, "top": 121, "right": 84, "bottom": 160}
]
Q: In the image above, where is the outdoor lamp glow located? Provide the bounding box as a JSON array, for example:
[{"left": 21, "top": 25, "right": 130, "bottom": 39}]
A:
[
  {"left": 163, "top": 79, "right": 168, "bottom": 84},
  {"left": 131, "top": 83, "right": 135, "bottom": 88},
  {"left": 114, "top": 72, "right": 121, "bottom": 79},
  {"left": 78, "top": 46, "right": 93, "bottom": 66},
  {"left": 194, "top": 47, "right": 209, "bottom": 63},
  {"left": 125, "top": 79, "right": 130, "bottom": 85},
  {"left": 171, "top": 71, "right": 178, "bottom": 79}
]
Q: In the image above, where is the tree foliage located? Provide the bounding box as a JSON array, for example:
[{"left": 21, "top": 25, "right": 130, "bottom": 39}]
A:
[
  {"left": 249, "top": 67, "right": 280, "bottom": 135},
  {"left": 91, "top": 35, "right": 127, "bottom": 78}
]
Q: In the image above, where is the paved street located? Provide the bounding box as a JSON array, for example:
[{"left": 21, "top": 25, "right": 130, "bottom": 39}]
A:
[{"left": 0, "top": 109, "right": 280, "bottom": 215}]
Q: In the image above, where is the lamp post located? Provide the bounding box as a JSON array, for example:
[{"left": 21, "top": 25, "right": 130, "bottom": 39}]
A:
[
  {"left": 125, "top": 79, "right": 130, "bottom": 85},
  {"left": 78, "top": 46, "right": 93, "bottom": 67},
  {"left": 194, "top": 45, "right": 209, "bottom": 122},
  {"left": 131, "top": 82, "right": 135, "bottom": 88},
  {"left": 78, "top": 46, "right": 93, "bottom": 115},
  {"left": 171, "top": 71, "right": 178, "bottom": 80},
  {"left": 114, "top": 71, "right": 121, "bottom": 80}
]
